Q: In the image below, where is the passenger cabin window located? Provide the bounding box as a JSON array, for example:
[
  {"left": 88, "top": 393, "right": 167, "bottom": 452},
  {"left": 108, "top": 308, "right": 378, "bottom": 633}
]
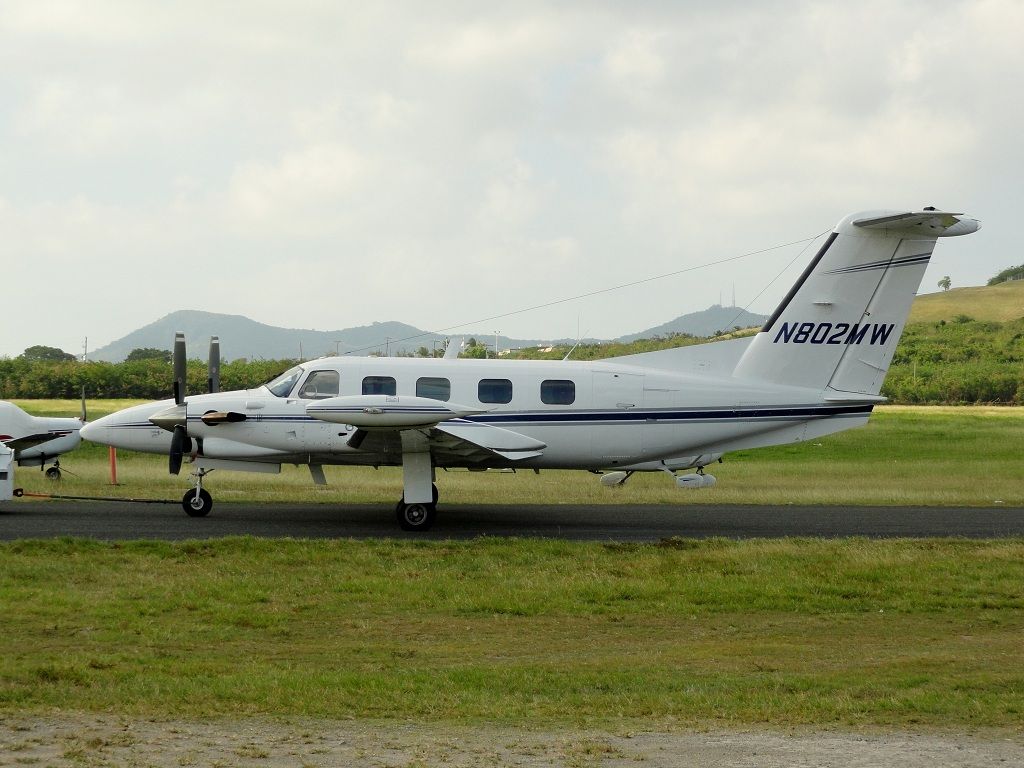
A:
[
  {"left": 478, "top": 378, "right": 512, "bottom": 404},
  {"left": 362, "top": 376, "right": 397, "bottom": 396},
  {"left": 416, "top": 377, "right": 451, "bottom": 401},
  {"left": 298, "top": 370, "right": 339, "bottom": 399},
  {"left": 264, "top": 366, "right": 302, "bottom": 398},
  {"left": 541, "top": 379, "right": 575, "bottom": 405}
]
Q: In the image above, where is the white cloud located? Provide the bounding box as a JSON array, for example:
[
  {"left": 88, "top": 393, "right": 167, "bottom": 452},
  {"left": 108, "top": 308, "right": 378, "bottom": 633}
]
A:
[
  {"left": 0, "top": 1, "right": 1017, "bottom": 357},
  {"left": 225, "top": 143, "right": 369, "bottom": 236}
]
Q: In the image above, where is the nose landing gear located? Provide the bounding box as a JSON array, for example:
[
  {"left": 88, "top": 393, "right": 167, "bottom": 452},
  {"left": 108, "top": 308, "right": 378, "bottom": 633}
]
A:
[{"left": 182, "top": 468, "right": 213, "bottom": 517}]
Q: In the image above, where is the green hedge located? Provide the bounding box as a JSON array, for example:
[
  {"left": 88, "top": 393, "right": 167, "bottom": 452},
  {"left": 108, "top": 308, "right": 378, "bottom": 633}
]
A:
[{"left": 2, "top": 318, "right": 1022, "bottom": 403}]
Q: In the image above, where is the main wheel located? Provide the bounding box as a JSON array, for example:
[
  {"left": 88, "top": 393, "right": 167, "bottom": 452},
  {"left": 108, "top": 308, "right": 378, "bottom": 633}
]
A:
[
  {"left": 182, "top": 488, "right": 213, "bottom": 517},
  {"left": 45, "top": 466, "right": 62, "bottom": 481},
  {"left": 396, "top": 501, "right": 436, "bottom": 532}
]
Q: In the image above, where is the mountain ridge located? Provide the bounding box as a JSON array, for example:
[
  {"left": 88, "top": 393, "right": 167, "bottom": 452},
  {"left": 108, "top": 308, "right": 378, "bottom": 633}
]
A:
[{"left": 89, "top": 305, "right": 766, "bottom": 362}]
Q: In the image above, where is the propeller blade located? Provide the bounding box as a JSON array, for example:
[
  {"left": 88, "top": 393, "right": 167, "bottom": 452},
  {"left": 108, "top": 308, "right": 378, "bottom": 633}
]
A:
[
  {"left": 79, "top": 385, "right": 87, "bottom": 423},
  {"left": 208, "top": 336, "right": 220, "bottom": 394},
  {"left": 169, "top": 424, "right": 192, "bottom": 476},
  {"left": 173, "top": 332, "right": 187, "bottom": 405}
]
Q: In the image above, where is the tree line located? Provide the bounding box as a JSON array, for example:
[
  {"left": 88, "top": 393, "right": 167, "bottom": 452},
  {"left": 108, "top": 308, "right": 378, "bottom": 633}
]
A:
[
  {"left": 2, "top": 318, "right": 1023, "bottom": 403},
  {"left": 0, "top": 356, "right": 292, "bottom": 399}
]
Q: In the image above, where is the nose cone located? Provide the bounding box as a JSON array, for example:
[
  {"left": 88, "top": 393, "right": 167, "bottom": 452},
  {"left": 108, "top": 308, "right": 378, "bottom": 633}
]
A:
[
  {"left": 79, "top": 419, "right": 102, "bottom": 443},
  {"left": 80, "top": 413, "right": 118, "bottom": 445}
]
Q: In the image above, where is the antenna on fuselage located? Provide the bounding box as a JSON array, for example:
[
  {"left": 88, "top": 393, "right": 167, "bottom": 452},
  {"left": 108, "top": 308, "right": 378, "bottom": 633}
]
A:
[{"left": 562, "top": 328, "right": 590, "bottom": 361}]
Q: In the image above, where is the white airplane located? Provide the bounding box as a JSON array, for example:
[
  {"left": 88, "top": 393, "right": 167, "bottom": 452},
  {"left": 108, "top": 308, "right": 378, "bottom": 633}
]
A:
[
  {"left": 81, "top": 208, "right": 979, "bottom": 530},
  {"left": 0, "top": 400, "right": 84, "bottom": 480}
]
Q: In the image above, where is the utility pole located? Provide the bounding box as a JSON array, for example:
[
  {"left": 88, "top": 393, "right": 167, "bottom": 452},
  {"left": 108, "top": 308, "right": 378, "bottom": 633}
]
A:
[{"left": 493, "top": 330, "right": 500, "bottom": 358}]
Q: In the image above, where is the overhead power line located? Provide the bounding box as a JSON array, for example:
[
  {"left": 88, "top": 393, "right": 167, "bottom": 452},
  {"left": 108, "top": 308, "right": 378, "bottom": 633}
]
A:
[{"left": 343, "top": 232, "right": 825, "bottom": 356}]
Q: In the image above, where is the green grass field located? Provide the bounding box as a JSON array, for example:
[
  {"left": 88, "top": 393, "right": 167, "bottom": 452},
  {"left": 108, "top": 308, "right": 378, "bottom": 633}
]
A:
[
  {"left": 4, "top": 403, "right": 1024, "bottom": 729},
  {"left": 1, "top": 537, "right": 1022, "bottom": 728},
  {"left": 11, "top": 402, "right": 1024, "bottom": 506}
]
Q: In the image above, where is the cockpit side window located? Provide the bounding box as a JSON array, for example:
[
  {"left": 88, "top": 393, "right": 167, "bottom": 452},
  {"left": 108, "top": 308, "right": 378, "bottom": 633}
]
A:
[
  {"left": 298, "top": 370, "right": 340, "bottom": 400},
  {"left": 264, "top": 366, "right": 303, "bottom": 398}
]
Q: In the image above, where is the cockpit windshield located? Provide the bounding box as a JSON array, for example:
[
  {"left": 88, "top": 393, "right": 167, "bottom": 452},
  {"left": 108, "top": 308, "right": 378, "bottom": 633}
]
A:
[{"left": 263, "top": 366, "right": 303, "bottom": 398}]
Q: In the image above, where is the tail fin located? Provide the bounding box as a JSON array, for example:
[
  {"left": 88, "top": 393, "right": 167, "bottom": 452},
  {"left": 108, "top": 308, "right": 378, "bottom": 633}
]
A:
[{"left": 732, "top": 209, "right": 980, "bottom": 396}]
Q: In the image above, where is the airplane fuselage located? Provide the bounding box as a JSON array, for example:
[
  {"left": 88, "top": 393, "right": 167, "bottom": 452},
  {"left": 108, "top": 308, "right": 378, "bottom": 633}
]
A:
[
  {"left": 76, "top": 208, "right": 979, "bottom": 529},
  {"left": 83, "top": 355, "right": 873, "bottom": 472},
  {"left": 0, "top": 401, "right": 82, "bottom": 468}
]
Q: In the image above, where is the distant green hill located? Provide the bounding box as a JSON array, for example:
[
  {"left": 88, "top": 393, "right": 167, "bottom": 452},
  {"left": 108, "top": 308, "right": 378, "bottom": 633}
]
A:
[{"left": 910, "top": 280, "right": 1024, "bottom": 323}]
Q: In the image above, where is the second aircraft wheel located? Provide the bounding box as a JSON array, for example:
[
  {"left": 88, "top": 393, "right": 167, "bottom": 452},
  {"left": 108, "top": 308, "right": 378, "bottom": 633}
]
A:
[
  {"left": 182, "top": 488, "right": 213, "bottom": 517},
  {"left": 396, "top": 501, "right": 436, "bottom": 532},
  {"left": 45, "top": 466, "right": 62, "bottom": 481}
]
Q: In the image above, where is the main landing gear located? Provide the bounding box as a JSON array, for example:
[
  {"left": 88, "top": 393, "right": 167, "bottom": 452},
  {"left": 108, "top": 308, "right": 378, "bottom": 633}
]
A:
[
  {"left": 395, "top": 484, "right": 439, "bottom": 532},
  {"left": 182, "top": 468, "right": 213, "bottom": 517},
  {"left": 45, "top": 462, "right": 62, "bottom": 481}
]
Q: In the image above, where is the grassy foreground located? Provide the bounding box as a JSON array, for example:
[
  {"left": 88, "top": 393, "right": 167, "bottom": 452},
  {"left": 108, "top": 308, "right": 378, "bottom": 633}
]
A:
[
  {"left": 1, "top": 537, "right": 1022, "bottom": 729},
  {"left": 11, "top": 402, "right": 1024, "bottom": 506}
]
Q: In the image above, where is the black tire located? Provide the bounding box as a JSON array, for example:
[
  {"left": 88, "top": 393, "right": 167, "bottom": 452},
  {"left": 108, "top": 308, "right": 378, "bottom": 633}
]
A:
[
  {"left": 45, "top": 466, "right": 61, "bottom": 481},
  {"left": 396, "top": 501, "right": 436, "bottom": 532},
  {"left": 182, "top": 488, "right": 213, "bottom": 517}
]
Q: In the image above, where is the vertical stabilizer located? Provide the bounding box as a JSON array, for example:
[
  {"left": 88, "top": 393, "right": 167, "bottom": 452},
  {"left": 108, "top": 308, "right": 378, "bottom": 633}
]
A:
[{"left": 732, "top": 209, "right": 979, "bottom": 396}]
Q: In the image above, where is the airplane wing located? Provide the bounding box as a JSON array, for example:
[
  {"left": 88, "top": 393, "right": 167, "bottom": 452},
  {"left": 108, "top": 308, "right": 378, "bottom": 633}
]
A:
[
  {"left": 0, "top": 432, "right": 67, "bottom": 451},
  {"left": 349, "top": 421, "right": 545, "bottom": 465},
  {"left": 432, "top": 421, "right": 546, "bottom": 461}
]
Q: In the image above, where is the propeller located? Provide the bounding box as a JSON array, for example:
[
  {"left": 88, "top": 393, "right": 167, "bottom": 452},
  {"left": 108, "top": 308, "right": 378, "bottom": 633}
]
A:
[
  {"left": 172, "top": 332, "right": 187, "bottom": 406},
  {"left": 169, "top": 424, "right": 191, "bottom": 476},
  {"left": 151, "top": 332, "right": 191, "bottom": 475},
  {"left": 208, "top": 336, "right": 220, "bottom": 394},
  {"left": 79, "top": 385, "right": 87, "bottom": 424},
  {"left": 151, "top": 333, "right": 236, "bottom": 475}
]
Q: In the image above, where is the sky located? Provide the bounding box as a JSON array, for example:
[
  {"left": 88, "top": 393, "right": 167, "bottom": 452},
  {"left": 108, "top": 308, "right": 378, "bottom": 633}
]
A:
[{"left": 1, "top": 0, "right": 1020, "bottom": 358}]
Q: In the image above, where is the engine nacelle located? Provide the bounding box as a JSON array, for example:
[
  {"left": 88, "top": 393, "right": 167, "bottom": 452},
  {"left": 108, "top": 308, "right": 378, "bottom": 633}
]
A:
[{"left": 307, "top": 395, "right": 483, "bottom": 429}]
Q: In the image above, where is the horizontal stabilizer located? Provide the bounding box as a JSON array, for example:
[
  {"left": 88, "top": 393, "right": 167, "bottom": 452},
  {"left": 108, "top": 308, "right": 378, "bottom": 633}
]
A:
[{"left": 853, "top": 210, "right": 980, "bottom": 237}]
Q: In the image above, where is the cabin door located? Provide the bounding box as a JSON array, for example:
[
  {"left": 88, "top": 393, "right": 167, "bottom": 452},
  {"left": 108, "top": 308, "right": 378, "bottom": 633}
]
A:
[{"left": 591, "top": 371, "right": 644, "bottom": 464}]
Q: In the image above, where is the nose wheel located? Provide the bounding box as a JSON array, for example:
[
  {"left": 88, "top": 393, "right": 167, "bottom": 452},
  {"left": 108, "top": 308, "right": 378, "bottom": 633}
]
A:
[
  {"left": 182, "top": 469, "right": 213, "bottom": 517},
  {"left": 183, "top": 488, "right": 213, "bottom": 517}
]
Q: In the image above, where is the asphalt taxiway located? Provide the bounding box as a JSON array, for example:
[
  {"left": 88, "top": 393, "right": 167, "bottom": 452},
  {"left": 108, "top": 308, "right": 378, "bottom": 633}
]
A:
[{"left": 2, "top": 499, "right": 1022, "bottom": 540}]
